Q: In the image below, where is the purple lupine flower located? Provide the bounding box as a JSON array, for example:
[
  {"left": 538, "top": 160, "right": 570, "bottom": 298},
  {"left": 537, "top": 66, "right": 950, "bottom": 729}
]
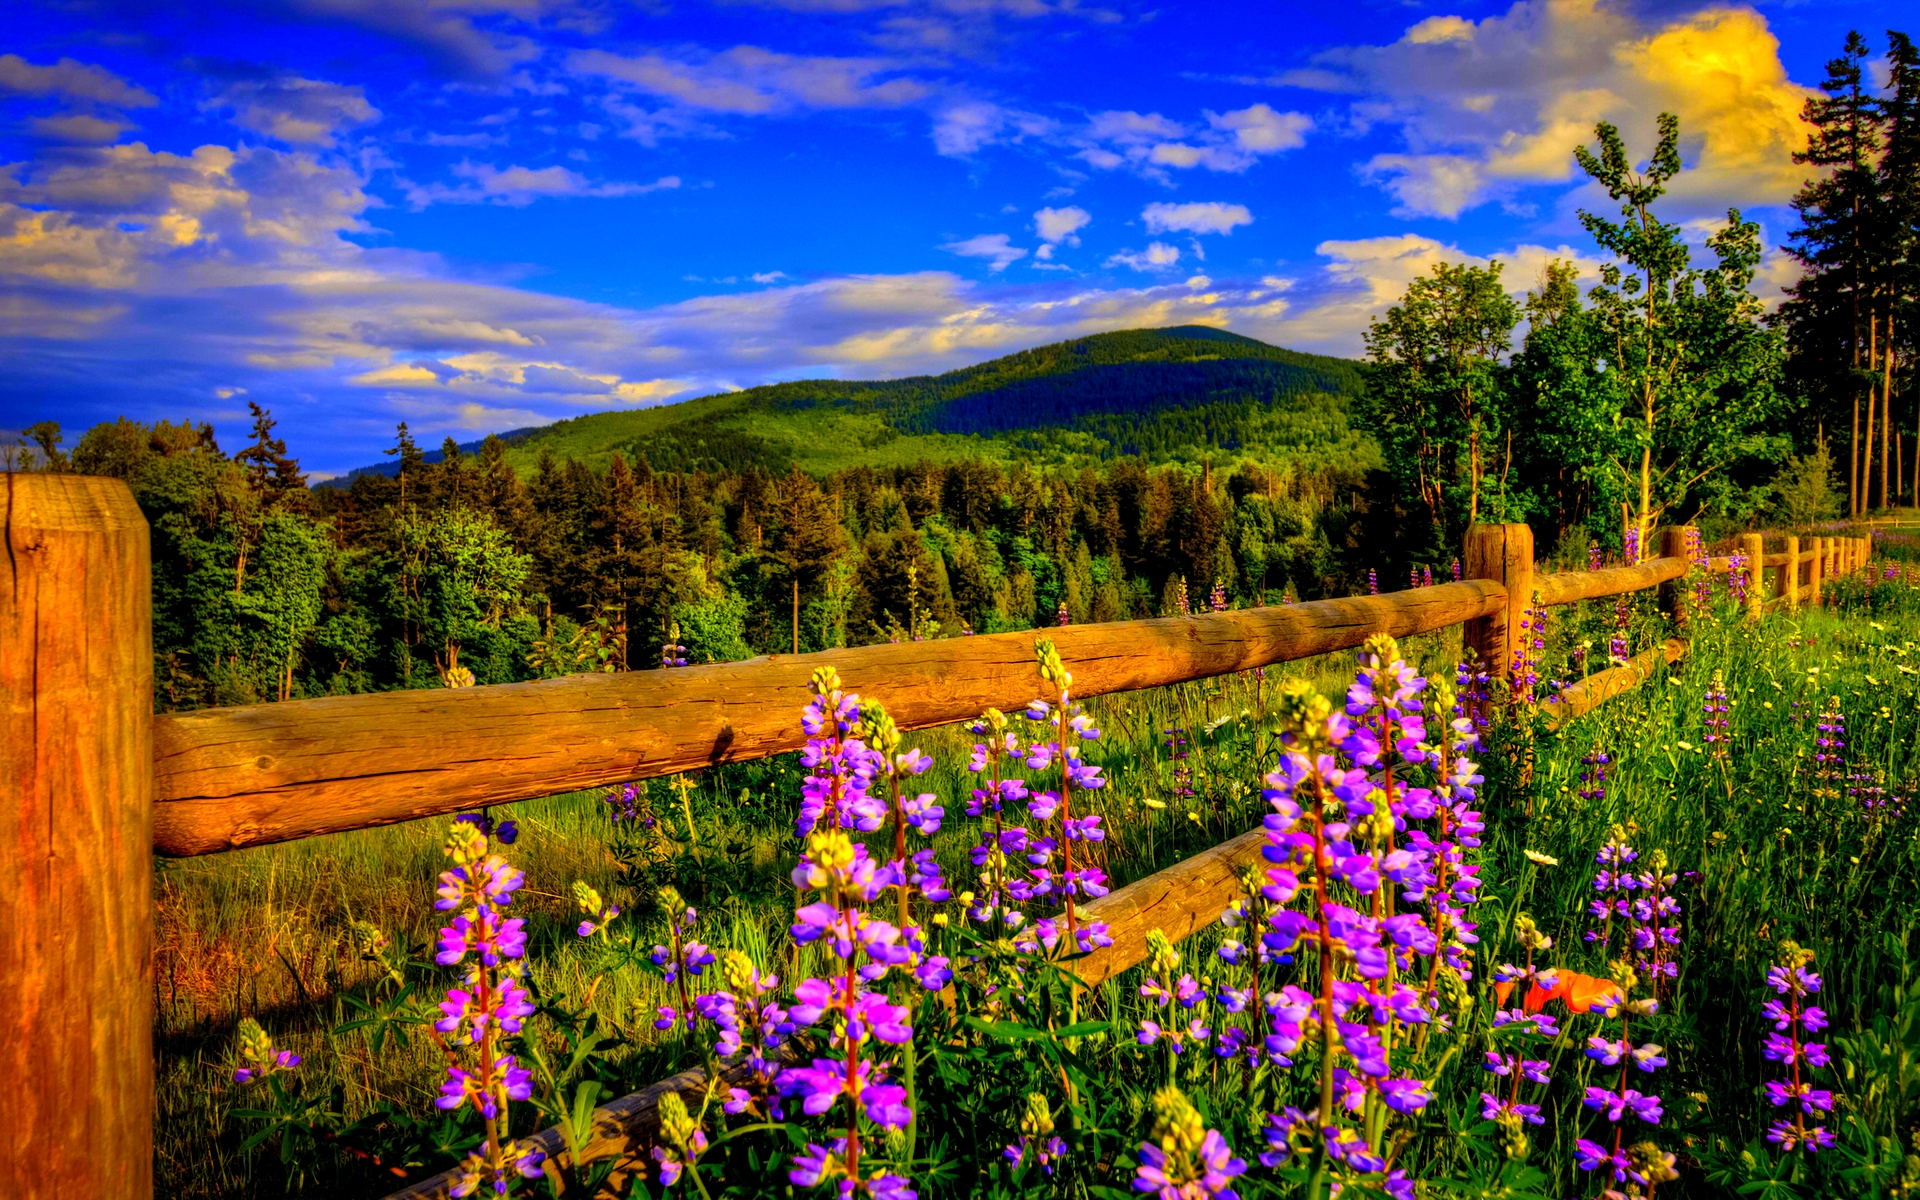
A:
[
  {"left": 1813, "top": 695, "right": 1847, "bottom": 801},
  {"left": 661, "top": 622, "right": 688, "bottom": 668},
  {"left": 1610, "top": 595, "right": 1631, "bottom": 664},
  {"left": 1589, "top": 541, "right": 1604, "bottom": 571},
  {"left": 429, "top": 815, "right": 551, "bottom": 1196},
  {"left": 1703, "top": 671, "right": 1731, "bottom": 761},
  {"left": 779, "top": 825, "right": 917, "bottom": 1194},
  {"left": 1763, "top": 945, "right": 1832, "bottom": 1154},
  {"left": 1132, "top": 1089, "right": 1245, "bottom": 1200},
  {"left": 796, "top": 667, "right": 886, "bottom": 837},
  {"left": 1057, "top": 598, "right": 1070, "bottom": 626},
  {"left": 1210, "top": 580, "right": 1228, "bottom": 612},
  {"left": 230, "top": 1018, "right": 301, "bottom": 1085},
  {"left": 1366, "top": 568, "right": 1379, "bottom": 595},
  {"left": 1422, "top": 565, "right": 1434, "bottom": 588}
]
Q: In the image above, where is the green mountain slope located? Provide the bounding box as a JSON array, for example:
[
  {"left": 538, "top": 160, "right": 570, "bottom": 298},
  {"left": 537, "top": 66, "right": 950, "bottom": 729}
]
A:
[{"left": 473, "top": 325, "right": 1376, "bottom": 475}]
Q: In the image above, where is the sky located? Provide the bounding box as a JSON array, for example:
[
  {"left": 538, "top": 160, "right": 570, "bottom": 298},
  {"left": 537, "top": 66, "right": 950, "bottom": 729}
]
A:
[{"left": 0, "top": 0, "right": 1908, "bottom": 474}]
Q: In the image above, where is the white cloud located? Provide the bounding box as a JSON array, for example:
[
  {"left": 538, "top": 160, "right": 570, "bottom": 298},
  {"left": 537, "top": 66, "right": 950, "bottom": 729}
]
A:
[
  {"left": 405, "top": 164, "right": 680, "bottom": 208},
  {"left": 1292, "top": 0, "right": 1817, "bottom": 219},
  {"left": 1206, "top": 103, "right": 1310, "bottom": 153},
  {"left": 570, "top": 45, "right": 929, "bottom": 115},
  {"left": 1034, "top": 205, "right": 1090, "bottom": 244},
  {"left": 0, "top": 54, "right": 156, "bottom": 107},
  {"left": 931, "top": 100, "right": 1055, "bottom": 156},
  {"left": 941, "top": 233, "right": 1028, "bottom": 271},
  {"left": 752, "top": 270, "right": 790, "bottom": 284},
  {"left": 1105, "top": 242, "right": 1180, "bottom": 271},
  {"left": 1071, "top": 102, "right": 1310, "bottom": 179},
  {"left": 206, "top": 77, "right": 379, "bottom": 148},
  {"left": 1142, "top": 201, "right": 1252, "bottom": 236}
]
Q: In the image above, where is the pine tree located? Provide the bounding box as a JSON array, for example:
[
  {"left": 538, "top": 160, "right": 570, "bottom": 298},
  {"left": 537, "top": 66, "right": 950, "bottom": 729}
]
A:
[
  {"left": 1779, "top": 32, "right": 1884, "bottom": 515},
  {"left": 768, "top": 466, "right": 846, "bottom": 653},
  {"left": 1879, "top": 30, "right": 1920, "bottom": 506},
  {"left": 235, "top": 402, "right": 306, "bottom": 499},
  {"left": 385, "top": 422, "right": 426, "bottom": 510}
]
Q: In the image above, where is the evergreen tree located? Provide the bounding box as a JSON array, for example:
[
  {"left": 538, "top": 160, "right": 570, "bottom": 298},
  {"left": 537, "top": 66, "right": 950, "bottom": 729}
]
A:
[
  {"left": 1879, "top": 31, "right": 1920, "bottom": 506},
  {"left": 384, "top": 422, "right": 426, "bottom": 511},
  {"left": 1778, "top": 32, "right": 1885, "bottom": 514}
]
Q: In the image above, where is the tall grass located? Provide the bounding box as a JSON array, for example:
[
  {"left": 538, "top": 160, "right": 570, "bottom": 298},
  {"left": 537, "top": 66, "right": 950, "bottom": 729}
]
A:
[{"left": 156, "top": 569, "right": 1920, "bottom": 1198}]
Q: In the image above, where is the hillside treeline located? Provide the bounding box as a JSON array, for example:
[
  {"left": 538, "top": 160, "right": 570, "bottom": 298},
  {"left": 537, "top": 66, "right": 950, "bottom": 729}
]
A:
[{"left": 24, "top": 412, "right": 1385, "bottom": 707}]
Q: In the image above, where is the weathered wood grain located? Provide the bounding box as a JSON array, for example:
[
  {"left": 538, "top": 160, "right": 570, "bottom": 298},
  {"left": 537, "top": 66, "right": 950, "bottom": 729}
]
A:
[
  {"left": 153, "top": 582, "right": 1506, "bottom": 856},
  {"left": 1, "top": 473, "right": 154, "bottom": 1200},
  {"left": 1462, "top": 523, "right": 1530, "bottom": 681},
  {"left": 1544, "top": 638, "right": 1689, "bottom": 729},
  {"left": 1535, "top": 557, "right": 1687, "bottom": 608},
  {"left": 1742, "top": 534, "right": 1764, "bottom": 620}
]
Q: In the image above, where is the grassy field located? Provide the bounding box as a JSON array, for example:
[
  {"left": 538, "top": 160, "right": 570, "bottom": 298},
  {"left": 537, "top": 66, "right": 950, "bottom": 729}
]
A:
[{"left": 155, "top": 551, "right": 1920, "bottom": 1199}]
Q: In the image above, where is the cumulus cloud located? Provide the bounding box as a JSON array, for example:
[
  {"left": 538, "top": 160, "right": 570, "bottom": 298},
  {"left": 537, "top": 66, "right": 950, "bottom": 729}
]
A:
[
  {"left": 1292, "top": 0, "right": 1816, "bottom": 218},
  {"left": 1029, "top": 204, "right": 1090, "bottom": 261},
  {"left": 942, "top": 233, "right": 1028, "bottom": 271},
  {"left": 931, "top": 100, "right": 1055, "bottom": 156},
  {"left": 29, "top": 113, "right": 136, "bottom": 144},
  {"left": 0, "top": 54, "right": 157, "bottom": 107},
  {"left": 1142, "top": 201, "right": 1251, "bottom": 236},
  {"left": 405, "top": 164, "right": 680, "bottom": 208},
  {"left": 207, "top": 77, "right": 380, "bottom": 147},
  {"left": 1105, "top": 242, "right": 1180, "bottom": 271},
  {"left": 1071, "top": 102, "right": 1311, "bottom": 179},
  {"left": 571, "top": 45, "right": 930, "bottom": 115}
]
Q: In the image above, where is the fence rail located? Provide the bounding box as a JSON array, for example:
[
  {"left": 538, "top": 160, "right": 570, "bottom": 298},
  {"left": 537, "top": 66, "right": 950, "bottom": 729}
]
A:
[{"left": 0, "top": 472, "right": 1880, "bottom": 1200}]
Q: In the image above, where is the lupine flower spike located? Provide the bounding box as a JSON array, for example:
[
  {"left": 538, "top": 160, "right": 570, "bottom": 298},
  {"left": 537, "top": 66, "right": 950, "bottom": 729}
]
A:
[
  {"left": 432, "top": 819, "right": 546, "bottom": 1197},
  {"left": 1133, "top": 1087, "right": 1246, "bottom": 1200},
  {"left": 1762, "top": 943, "right": 1834, "bottom": 1154}
]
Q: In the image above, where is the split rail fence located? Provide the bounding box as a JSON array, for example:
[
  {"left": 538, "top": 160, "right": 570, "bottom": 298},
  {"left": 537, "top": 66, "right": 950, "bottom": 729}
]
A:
[{"left": 0, "top": 473, "right": 1878, "bottom": 1199}]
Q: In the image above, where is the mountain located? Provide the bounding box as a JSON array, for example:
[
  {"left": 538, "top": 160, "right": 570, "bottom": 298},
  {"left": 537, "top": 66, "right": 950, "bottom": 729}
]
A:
[{"left": 345, "top": 326, "right": 1377, "bottom": 479}]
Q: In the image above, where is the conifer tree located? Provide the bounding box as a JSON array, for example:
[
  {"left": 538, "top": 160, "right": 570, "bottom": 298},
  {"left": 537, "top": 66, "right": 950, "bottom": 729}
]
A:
[{"left": 1779, "top": 32, "right": 1884, "bottom": 514}]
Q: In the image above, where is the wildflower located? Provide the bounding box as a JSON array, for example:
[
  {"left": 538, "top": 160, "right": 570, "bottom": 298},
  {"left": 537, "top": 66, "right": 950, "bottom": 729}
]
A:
[
  {"left": 1366, "top": 568, "right": 1379, "bottom": 595},
  {"left": 1211, "top": 580, "right": 1228, "bottom": 612},
  {"left": 661, "top": 622, "right": 688, "bottom": 668},
  {"left": 1762, "top": 943, "right": 1832, "bottom": 1154},
  {"left": 1004, "top": 1093, "right": 1067, "bottom": 1176},
  {"left": 1523, "top": 850, "right": 1558, "bottom": 866},
  {"left": 780, "top": 826, "right": 916, "bottom": 1193},
  {"left": 1022, "top": 640, "right": 1113, "bottom": 953},
  {"left": 230, "top": 1018, "right": 301, "bottom": 1085},
  {"left": 1132, "top": 1087, "right": 1245, "bottom": 1200},
  {"left": 431, "top": 816, "right": 544, "bottom": 1197},
  {"left": 797, "top": 667, "right": 886, "bottom": 837},
  {"left": 1703, "top": 671, "right": 1731, "bottom": 761},
  {"left": 1057, "top": 598, "right": 1070, "bottom": 626}
]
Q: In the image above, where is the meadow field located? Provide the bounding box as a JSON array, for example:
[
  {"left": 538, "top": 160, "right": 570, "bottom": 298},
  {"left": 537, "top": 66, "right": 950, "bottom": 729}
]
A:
[{"left": 160, "top": 531, "right": 1920, "bottom": 1200}]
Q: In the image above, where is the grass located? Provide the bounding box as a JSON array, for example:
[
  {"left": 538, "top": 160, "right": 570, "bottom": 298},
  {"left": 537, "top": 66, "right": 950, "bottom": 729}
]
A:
[{"left": 154, "top": 563, "right": 1920, "bottom": 1199}]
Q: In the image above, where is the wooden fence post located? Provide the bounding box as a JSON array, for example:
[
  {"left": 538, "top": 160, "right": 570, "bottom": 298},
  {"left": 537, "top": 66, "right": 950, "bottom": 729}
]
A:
[
  {"left": 1, "top": 474, "right": 153, "bottom": 1200},
  {"left": 1784, "top": 535, "right": 1800, "bottom": 609},
  {"left": 1742, "top": 533, "right": 1764, "bottom": 620},
  {"left": 1809, "top": 537, "right": 1824, "bottom": 607},
  {"left": 1659, "top": 527, "right": 1692, "bottom": 628},
  {"left": 1462, "top": 523, "right": 1533, "bottom": 686}
]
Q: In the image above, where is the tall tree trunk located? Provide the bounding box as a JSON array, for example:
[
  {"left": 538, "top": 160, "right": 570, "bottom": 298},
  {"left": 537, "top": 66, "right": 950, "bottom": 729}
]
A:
[
  {"left": 1884, "top": 308, "right": 1896, "bottom": 510},
  {"left": 792, "top": 576, "right": 800, "bottom": 655},
  {"left": 1866, "top": 312, "right": 1880, "bottom": 512}
]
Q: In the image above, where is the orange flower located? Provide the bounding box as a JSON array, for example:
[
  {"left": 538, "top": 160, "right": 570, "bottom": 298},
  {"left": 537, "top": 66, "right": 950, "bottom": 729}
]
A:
[{"left": 1493, "top": 970, "right": 1621, "bottom": 1014}]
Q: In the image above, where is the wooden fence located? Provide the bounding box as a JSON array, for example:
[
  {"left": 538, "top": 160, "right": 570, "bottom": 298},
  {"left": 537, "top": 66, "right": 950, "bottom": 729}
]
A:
[{"left": 0, "top": 472, "right": 1879, "bottom": 1200}]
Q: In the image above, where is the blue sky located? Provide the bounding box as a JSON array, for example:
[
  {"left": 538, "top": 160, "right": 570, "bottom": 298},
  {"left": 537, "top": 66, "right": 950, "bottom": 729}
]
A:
[{"left": 0, "top": 0, "right": 1904, "bottom": 473}]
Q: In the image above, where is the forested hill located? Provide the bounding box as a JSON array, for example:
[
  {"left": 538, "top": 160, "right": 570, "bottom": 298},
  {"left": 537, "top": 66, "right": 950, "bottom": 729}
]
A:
[{"left": 342, "top": 326, "right": 1374, "bottom": 479}]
